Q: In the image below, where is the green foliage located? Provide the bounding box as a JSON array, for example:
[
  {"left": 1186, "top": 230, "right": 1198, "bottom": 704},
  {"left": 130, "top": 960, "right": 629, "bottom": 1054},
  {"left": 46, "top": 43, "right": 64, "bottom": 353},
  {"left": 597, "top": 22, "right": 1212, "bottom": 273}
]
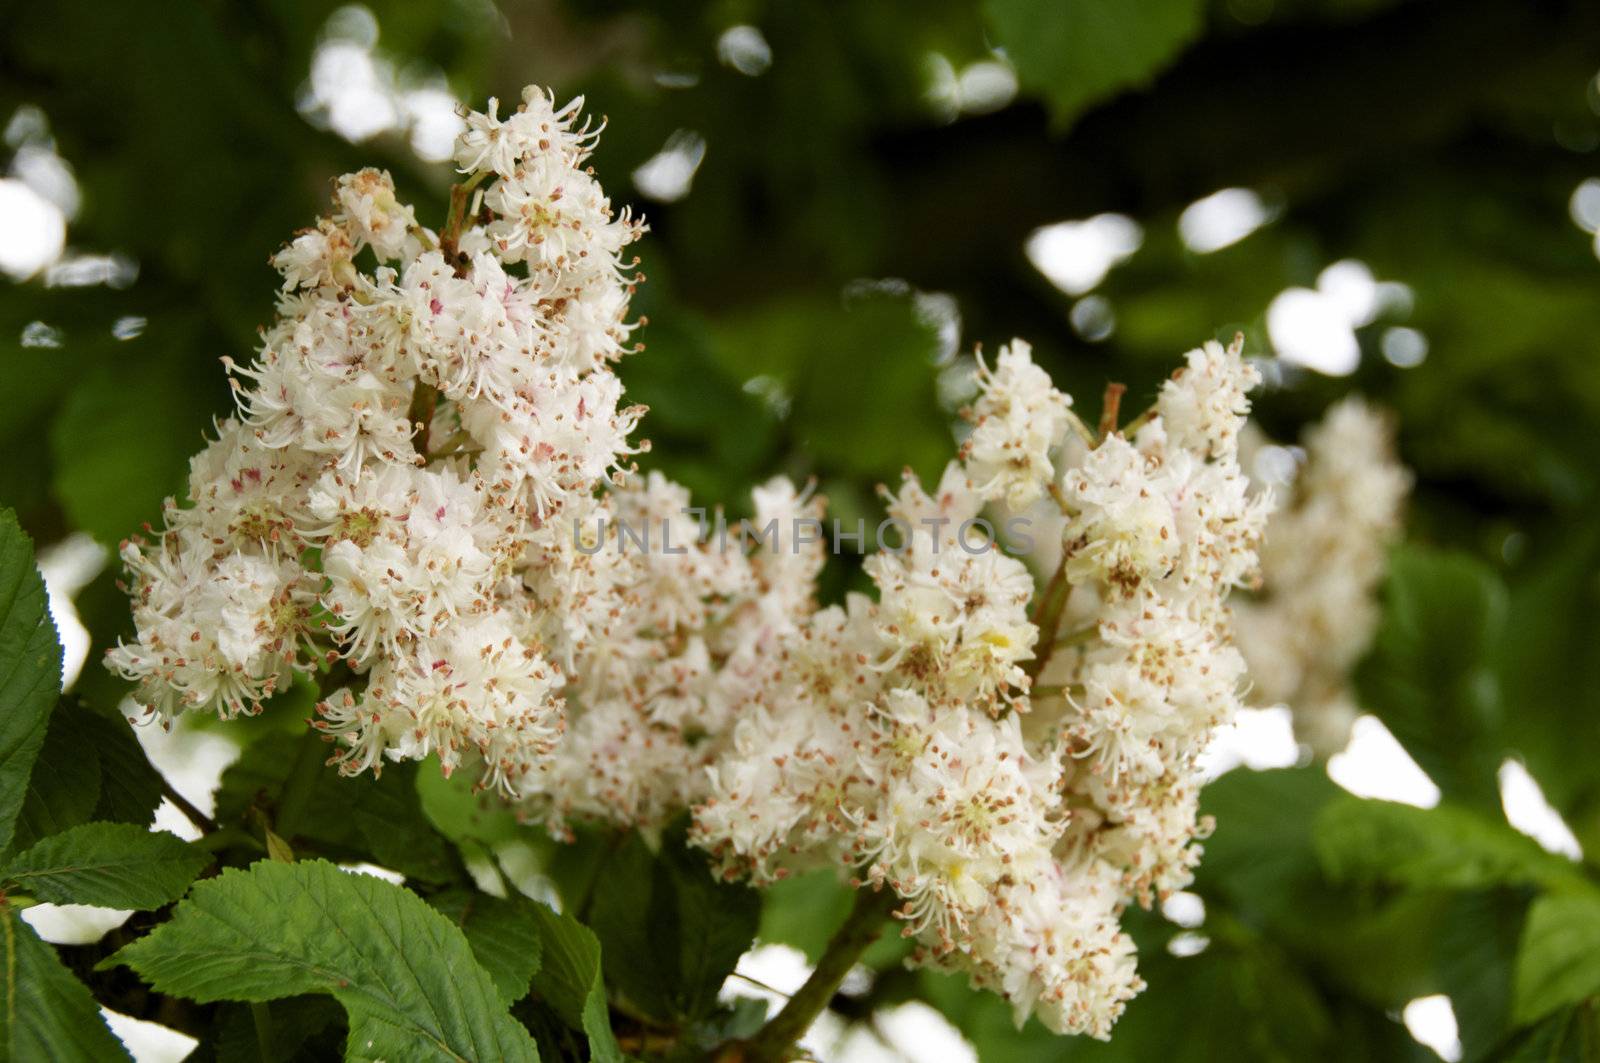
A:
[
  {"left": 216, "top": 731, "right": 460, "bottom": 885},
  {"left": 1514, "top": 893, "right": 1600, "bottom": 1028},
  {"left": 0, "top": 510, "right": 61, "bottom": 854},
  {"left": 585, "top": 826, "right": 760, "bottom": 1024},
  {"left": 526, "top": 901, "right": 623, "bottom": 1063},
  {"left": 985, "top": 0, "right": 1205, "bottom": 129},
  {"left": 704, "top": 287, "right": 952, "bottom": 489},
  {"left": 758, "top": 868, "right": 857, "bottom": 962},
  {"left": 109, "top": 859, "right": 540, "bottom": 1061},
  {"left": 208, "top": 995, "right": 345, "bottom": 1062},
  {"left": 50, "top": 354, "right": 211, "bottom": 544},
  {"left": 1315, "top": 796, "right": 1587, "bottom": 893},
  {"left": 0, "top": 904, "right": 131, "bottom": 1062},
  {"left": 1504, "top": 1005, "right": 1600, "bottom": 1063},
  {"left": 8, "top": 698, "right": 164, "bottom": 852},
  {"left": 1356, "top": 546, "right": 1507, "bottom": 809},
  {"left": 1, "top": 822, "right": 206, "bottom": 909},
  {"left": 4, "top": 0, "right": 1600, "bottom": 1058},
  {"left": 430, "top": 889, "right": 545, "bottom": 1006}
]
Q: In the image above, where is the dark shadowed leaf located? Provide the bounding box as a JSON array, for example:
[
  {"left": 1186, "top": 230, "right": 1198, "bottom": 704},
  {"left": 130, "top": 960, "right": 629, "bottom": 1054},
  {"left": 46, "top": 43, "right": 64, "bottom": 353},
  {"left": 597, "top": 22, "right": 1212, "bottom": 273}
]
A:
[{"left": 0, "top": 510, "right": 62, "bottom": 854}]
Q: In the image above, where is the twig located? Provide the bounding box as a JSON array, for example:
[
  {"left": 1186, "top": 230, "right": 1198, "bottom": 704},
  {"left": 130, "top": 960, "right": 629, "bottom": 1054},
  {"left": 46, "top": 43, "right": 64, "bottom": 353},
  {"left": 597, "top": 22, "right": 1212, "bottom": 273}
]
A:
[
  {"left": 160, "top": 778, "right": 218, "bottom": 835},
  {"left": 741, "top": 887, "right": 897, "bottom": 1062}
]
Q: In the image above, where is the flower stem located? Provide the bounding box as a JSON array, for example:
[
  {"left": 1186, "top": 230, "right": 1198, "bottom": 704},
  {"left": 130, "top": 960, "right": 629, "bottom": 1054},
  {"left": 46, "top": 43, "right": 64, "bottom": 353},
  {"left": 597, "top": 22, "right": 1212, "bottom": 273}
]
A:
[
  {"left": 439, "top": 170, "right": 488, "bottom": 269},
  {"left": 1098, "top": 381, "right": 1127, "bottom": 441},
  {"left": 1025, "top": 554, "right": 1075, "bottom": 681},
  {"left": 1054, "top": 624, "right": 1099, "bottom": 649},
  {"left": 741, "top": 887, "right": 897, "bottom": 1062},
  {"left": 408, "top": 380, "right": 439, "bottom": 455}
]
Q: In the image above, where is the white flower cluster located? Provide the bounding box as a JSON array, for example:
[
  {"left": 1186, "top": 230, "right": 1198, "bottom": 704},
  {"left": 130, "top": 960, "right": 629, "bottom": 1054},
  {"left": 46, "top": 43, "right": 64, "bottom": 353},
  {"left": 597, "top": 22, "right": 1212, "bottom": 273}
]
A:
[
  {"left": 526, "top": 473, "right": 828, "bottom": 833},
  {"left": 1235, "top": 398, "right": 1410, "bottom": 755},
  {"left": 110, "top": 88, "right": 647, "bottom": 798},
  {"left": 109, "top": 88, "right": 1280, "bottom": 1041},
  {"left": 690, "top": 339, "right": 1270, "bottom": 1037}
]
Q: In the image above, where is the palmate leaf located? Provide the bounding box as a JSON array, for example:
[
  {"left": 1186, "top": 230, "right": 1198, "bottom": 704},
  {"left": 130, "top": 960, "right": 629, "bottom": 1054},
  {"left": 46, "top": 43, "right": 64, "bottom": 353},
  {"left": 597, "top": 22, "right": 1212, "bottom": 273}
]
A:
[
  {"left": 108, "top": 859, "right": 538, "bottom": 1062},
  {"left": 0, "top": 903, "right": 130, "bottom": 1062},
  {"left": 1, "top": 822, "right": 207, "bottom": 910},
  {"left": 984, "top": 0, "right": 1205, "bottom": 130},
  {"left": 0, "top": 509, "right": 63, "bottom": 854}
]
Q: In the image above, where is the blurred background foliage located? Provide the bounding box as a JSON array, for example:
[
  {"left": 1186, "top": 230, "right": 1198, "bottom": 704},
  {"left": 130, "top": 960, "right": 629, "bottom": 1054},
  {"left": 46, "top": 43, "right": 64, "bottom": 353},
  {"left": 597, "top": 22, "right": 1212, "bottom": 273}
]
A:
[{"left": 4, "top": 0, "right": 1600, "bottom": 1059}]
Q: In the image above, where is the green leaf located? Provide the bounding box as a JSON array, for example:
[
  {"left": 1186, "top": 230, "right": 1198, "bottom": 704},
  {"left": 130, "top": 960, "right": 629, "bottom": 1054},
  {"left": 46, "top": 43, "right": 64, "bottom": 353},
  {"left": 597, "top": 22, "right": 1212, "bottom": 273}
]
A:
[
  {"left": 586, "top": 827, "right": 760, "bottom": 1023},
  {"left": 1315, "top": 796, "right": 1586, "bottom": 893},
  {"left": 707, "top": 290, "right": 950, "bottom": 486},
  {"left": 1198, "top": 766, "right": 1343, "bottom": 926},
  {"left": 1503, "top": 1004, "right": 1600, "bottom": 1062},
  {"left": 80, "top": 704, "right": 163, "bottom": 828},
  {"left": 0, "top": 903, "right": 131, "bottom": 1061},
  {"left": 985, "top": 0, "right": 1205, "bottom": 130},
  {"left": 108, "top": 859, "right": 538, "bottom": 1062},
  {"left": 210, "top": 995, "right": 344, "bottom": 1063},
  {"left": 1514, "top": 892, "right": 1600, "bottom": 1027},
  {"left": 0, "top": 509, "right": 63, "bottom": 854},
  {"left": 216, "top": 732, "right": 460, "bottom": 885},
  {"left": 1198, "top": 767, "right": 1442, "bottom": 1008},
  {"left": 1490, "top": 522, "right": 1600, "bottom": 821},
  {"left": 8, "top": 699, "right": 163, "bottom": 853},
  {"left": 430, "top": 889, "right": 544, "bottom": 1006},
  {"left": 1356, "top": 546, "right": 1507, "bottom": 808},
  {"left": 526, "top": 902, "right": 622, "bottom": 1063},
  {"left": 4, "top": 705, "right": 101, "bottom": 854},
  {"left": 414, "top": 752, "right": 525, "bottom": 848},
  {"left": 2, "top": 823, "right": 206, "bottom": 910},
  {"left": 1433, "top": 890, "right": 1524, "bottom": 1062}
]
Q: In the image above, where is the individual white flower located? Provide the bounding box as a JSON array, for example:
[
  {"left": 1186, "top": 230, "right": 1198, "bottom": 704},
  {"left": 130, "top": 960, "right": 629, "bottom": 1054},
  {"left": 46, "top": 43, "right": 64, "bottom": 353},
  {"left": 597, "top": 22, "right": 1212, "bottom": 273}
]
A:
[
  {"left": 109, "top": 533, "right": 313, "bottom": 722},
  {"left": 271, "top": 219, "right": 357, "bottom": 291},
  {"left": 483, "top": 155, "right": 640, "bottom": 280},
  {"left": 453, "top": 89, "right": 599, "bottom": 178},
  {"left": 333, "top": 168, "right": 419, "bottom": 261},
  {"left": 317, "top": 611, "right": 562, "bottom": 796},
  {"left": 1061, "top": 435, "right": 1179, "bottom": 589},
  {"left": 922, "top": 862, "right": 1141, "bottom": 1039},
  {"left": 963, "top": 339, "right": 1075, "bottom": 508},
  {"left": 1155, "top": 336, "right": 1260, "bottom": 459}
]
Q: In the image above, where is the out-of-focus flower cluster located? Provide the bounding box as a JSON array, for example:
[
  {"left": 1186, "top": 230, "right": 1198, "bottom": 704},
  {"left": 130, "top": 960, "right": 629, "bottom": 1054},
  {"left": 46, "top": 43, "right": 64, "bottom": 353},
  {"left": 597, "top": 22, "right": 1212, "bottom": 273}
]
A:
[
  {"left": 691, "top": 338, "right": 1271, "bottom": 1037},
  {"left": 110, "top": 89, "right": 1281, "bottom": 1041},
  {"left": 1236, "top": 398, "right": 1411, "bottom": 755}
]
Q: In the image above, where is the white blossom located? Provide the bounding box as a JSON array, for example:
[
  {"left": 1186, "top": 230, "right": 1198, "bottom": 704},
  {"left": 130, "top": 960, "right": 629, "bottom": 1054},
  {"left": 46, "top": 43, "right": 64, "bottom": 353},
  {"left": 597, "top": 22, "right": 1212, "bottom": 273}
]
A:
[
  {"left": 110, "top": 88, "right": 1293, "bottom": 1042},
  {"left": 111, "top": 89, "right": 644, "bottom": 802},
  {"left": 1235, "top": 397, "right": 1410, "bottom": 754}
]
